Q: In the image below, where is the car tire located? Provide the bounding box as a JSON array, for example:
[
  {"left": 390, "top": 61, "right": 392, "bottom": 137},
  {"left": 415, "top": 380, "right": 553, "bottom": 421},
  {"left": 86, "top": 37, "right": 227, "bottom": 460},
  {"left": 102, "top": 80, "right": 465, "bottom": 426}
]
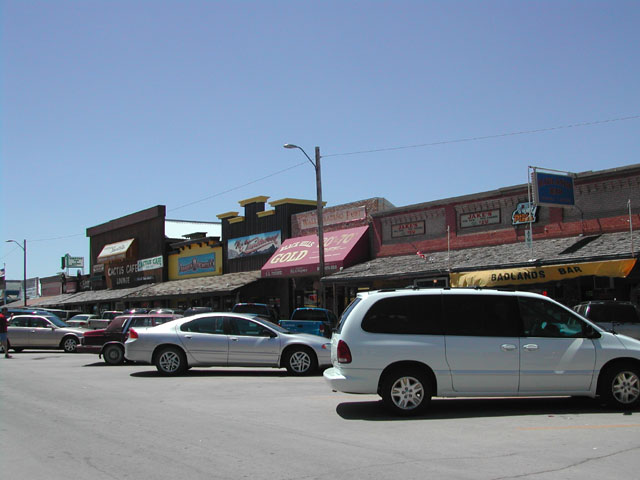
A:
[
  {"left": 155, "top": 346, "right": 188, "bottom": 376},
  {"left": 284, "top": 347, "right": 317, "bottom": 376},
  {"left": 103, "top": 344, "right": 125, "bottom": 365},
  {"left": 600, "top": 363, "right": 640, "bottom": 409},
  {"left": 381, "top": 368, "right": 431, "bottom": 416},
  {"left": 62, "top": 336, "right": 79, "bottom": 353}
]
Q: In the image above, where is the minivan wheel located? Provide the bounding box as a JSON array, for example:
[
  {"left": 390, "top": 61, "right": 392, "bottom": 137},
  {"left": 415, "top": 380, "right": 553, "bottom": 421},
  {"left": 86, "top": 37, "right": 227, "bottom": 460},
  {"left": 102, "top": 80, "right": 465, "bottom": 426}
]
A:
[
  {"left": 601, "top": 363, "right": 640, "bottom": 409},
  {"left": 103, "top": 344, "right": 125, "bottom": 365},
  {"left": 381, "top": 369, "right": 431, "bottom": 416},
  {"left": 155, "top": 347, "right": 187, "bottom": 376}
]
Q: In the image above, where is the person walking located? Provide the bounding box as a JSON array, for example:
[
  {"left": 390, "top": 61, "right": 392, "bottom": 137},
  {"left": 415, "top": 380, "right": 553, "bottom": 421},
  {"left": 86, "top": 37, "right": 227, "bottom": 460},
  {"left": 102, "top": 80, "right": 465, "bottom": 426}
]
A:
[{"left": 1, "top": 307, "right": 11, "bottom": 358}]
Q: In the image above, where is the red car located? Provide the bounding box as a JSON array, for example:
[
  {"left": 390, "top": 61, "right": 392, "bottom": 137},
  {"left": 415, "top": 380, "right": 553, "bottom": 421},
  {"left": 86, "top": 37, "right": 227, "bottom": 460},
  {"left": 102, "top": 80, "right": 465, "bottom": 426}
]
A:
[{"left": 77, "top": 314, "right": 181, "bottom": 365}]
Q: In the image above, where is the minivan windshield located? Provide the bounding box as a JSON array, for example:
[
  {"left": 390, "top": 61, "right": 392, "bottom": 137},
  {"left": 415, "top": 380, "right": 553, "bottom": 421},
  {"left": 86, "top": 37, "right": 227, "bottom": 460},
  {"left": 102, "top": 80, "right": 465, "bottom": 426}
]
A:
[{"left": 336, "top": 297, "right": 361, "bottom": 334}]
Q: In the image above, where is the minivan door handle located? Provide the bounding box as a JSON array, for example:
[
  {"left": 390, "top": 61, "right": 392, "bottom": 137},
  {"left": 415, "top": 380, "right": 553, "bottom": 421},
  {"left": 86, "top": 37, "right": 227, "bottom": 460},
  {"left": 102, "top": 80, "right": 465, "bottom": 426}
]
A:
[
  {"left": 523, "top": 344, "right": 539, "bottom": 351},
  {"left": 501, "top": 344, "right": 517, "bottom": 351}
]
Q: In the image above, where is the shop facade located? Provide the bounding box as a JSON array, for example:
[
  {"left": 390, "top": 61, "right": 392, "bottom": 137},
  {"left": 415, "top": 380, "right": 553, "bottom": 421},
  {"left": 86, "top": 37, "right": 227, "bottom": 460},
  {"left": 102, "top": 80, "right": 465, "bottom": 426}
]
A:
[
  {"left": 261, "top": 198, "right": 394, "bottom": 314},
  {"left": 324, "top": 164, "right": 640, "bottom": 308}
]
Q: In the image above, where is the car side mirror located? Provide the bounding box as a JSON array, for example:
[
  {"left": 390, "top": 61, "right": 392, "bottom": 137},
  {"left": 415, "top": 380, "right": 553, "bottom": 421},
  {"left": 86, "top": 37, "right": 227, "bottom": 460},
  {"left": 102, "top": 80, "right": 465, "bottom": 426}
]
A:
[
  {"left": 262, "top": 330, "right": 277, "bottom": 338},
  {"left": 585, "top": 324, "right": 601, "bottom": 339}
]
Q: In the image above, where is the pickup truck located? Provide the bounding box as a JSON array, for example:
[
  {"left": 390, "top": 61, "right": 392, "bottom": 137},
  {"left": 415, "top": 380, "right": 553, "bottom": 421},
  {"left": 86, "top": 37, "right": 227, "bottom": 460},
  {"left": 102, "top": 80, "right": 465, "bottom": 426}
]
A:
[
  {"left": 77, "top": 313, "right": 181, "bottom": 364},
  {"left": 279, "top": 308, "right": 338, "bottom": 338},
  {"left": 231, "top": 303, "right": 279, "bottom": 324}
]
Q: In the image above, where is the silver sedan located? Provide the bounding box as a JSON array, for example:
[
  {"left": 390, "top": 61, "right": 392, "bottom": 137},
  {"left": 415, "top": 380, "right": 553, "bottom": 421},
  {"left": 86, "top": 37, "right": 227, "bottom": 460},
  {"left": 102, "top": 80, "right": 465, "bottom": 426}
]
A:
[{"left": 124, "top": 313, "right": 331, "bottom": 376}]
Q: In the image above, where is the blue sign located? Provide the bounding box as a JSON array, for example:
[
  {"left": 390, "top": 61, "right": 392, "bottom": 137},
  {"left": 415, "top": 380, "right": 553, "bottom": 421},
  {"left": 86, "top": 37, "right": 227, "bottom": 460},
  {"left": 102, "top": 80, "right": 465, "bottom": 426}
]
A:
[
  {"left": 178, "top": 253, "right": 216, "bottom": 276},
  {"left": 534, "top": 172, "right": 575, "bottom": 206}
]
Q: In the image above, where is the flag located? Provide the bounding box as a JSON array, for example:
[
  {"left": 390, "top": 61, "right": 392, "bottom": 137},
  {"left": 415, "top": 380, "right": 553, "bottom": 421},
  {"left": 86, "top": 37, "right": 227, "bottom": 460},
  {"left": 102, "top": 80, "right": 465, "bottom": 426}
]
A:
[{"left": 0, "top": 267, "right": 5, "bottom": 279}]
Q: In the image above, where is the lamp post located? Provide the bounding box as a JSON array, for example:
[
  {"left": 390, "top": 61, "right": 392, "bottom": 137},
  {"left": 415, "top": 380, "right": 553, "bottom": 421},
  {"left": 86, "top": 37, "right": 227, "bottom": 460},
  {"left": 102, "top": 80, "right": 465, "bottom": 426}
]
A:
[
  {"left": 6, "top": 239, "right": 27, "bottom": 306},
  {"left": 283, "top": 144, "right": 325, "bottom": 307}
]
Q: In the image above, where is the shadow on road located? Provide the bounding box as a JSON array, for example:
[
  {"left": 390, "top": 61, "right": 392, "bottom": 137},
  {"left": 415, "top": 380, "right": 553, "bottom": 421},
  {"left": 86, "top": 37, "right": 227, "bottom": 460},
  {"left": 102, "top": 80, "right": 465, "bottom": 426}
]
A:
[
  {"left": 335, "top": 396, "right": 631, "bottom": 421},
  {"left": 130, "top": 368, "right": 290, "bottom": 378}
]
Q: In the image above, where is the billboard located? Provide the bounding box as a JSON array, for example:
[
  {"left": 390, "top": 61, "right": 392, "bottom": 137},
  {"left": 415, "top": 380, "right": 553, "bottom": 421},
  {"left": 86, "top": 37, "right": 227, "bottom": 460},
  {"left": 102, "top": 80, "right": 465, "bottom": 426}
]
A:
[
  {"left": 228, "top": 231, "right": 281, "bottom": 260},
  {"left": 534, "top": 171, "right": 575, "bottom": 206}
]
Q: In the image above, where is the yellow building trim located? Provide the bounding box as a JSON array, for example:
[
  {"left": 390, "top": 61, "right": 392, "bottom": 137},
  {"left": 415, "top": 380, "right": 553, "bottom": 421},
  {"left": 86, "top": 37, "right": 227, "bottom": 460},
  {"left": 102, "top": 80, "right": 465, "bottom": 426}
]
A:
[
  {"left": 257, "top": 210, "right": 275, "bottom": 218},
  {"left": 239, "top": 196, "right": 270, "bottom": 207},
  {"left": 269, "top": 198, "right": 325, "bottom": 207},
  {"left": 229, "top": 216, "right": 245, "bottom": 224},
  {"left": 217, "top": 211, "right": 239, "bottom": 220}
]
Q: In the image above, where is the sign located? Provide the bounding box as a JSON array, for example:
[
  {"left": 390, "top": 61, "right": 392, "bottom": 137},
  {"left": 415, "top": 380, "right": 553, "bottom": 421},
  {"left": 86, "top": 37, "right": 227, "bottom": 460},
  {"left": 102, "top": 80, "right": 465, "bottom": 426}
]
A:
[
  {"left": 93, "top": 264, "right": 105, "bottom": 273},
  {"left": 262, "top": 226, "right": 369, "bottom": 278},
  {"left": 138, "top": 256, "right": 164, "bottom": 272},
  {"left": 65, "top": 255, "right": 84, "bottom": 268},
  {"left": 460, "top": 209, "right": 500, "bottom": 229},
  {"left": 106, "top": 260, "right": 158, "bottom": 289},
  {"left": 178, "top": 253, "right": 216, "bottom": 276},
  {"left": 296, "top": 206, "right": 367, "bottom": 230},
  {"left": 450, "top": 259, "right": 637, "bottom": 288},
  {"left": 228, "top": 231, "right": 281, "bottom": 259},
  {"left": 534, "top": 171, "right": 575, "bottom": 206},
  {"left": 391, "top": 221, "right": 426, "bottom": 238},
  {"left": 512, "top": 202, "right": 538, "bottom": 225}
]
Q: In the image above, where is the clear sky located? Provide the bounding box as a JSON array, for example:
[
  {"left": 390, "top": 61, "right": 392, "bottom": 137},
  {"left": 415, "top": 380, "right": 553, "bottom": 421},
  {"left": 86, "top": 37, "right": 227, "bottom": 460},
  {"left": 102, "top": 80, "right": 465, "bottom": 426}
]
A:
[{"left": 1, "top": 0, "right": 639, "bottom": 281}]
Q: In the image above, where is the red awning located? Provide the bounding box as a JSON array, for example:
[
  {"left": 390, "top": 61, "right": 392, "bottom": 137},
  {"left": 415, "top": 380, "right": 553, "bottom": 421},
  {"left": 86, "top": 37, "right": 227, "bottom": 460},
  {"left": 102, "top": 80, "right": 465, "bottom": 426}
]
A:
[{"left": 261, "top": 226, "right": 369, "bottom": 278}]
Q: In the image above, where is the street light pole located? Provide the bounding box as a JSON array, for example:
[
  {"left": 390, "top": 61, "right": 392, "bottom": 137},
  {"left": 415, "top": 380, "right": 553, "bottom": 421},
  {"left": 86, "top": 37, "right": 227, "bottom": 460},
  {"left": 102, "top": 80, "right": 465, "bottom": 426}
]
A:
[
  {"left": 6, "top": 239, "right": 27, "bottom": 306},
  {"left": 284, "top": 144, "right": 325, "bottom": 307}
]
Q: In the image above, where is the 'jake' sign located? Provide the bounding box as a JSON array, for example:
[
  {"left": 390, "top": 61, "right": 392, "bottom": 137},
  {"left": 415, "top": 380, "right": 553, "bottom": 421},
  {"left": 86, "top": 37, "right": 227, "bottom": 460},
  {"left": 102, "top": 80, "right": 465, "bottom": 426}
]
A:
[{"left": 460, "top": 209, "right": 500, "bottom": 228}]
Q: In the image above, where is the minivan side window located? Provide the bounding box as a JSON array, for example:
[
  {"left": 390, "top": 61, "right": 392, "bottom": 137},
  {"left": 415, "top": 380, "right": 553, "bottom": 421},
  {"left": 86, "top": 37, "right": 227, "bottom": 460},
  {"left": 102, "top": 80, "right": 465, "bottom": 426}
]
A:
[
  {"left": 519, "top": 297, "right": 586, "bottom": 338},
  {"left": 443, "top": 295, "right": 520, "bottom": 337},
  {"left": 361, "top": 295, "right": 443, "bottom": 335}
]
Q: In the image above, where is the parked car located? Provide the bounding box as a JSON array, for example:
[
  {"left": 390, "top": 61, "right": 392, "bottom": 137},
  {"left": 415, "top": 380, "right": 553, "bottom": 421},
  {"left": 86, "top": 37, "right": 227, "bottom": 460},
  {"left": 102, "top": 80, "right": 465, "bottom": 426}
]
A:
[
  {"left": 124, "top": 312, "right": 331, "bottom": 376},
  {"left": 232, "top": 303, "right": 279, "bottom": 323},
  {"left": 183, "top": 306, "right": 214, "bottom": 317},
  {"left": 77, "top": 313, "right": 182, "bottom": 365},
  {"left": 6, "top": 314, "right": 85, "bottom": 353},
  {"left": 324, "top": 288, "right": 640, "bottom": 416},
  {"left": 67, "top": 314, "right": 99, "bottom": 328},
  {"left": 279, "top": 308, "right": 338, "bottom": 338},
  {"left": 88, "top": 310, "right": 124, "bottom": 329},
  {"left": 123, "top": 308, "right": 149, "bottom": 314},
  {"left": 149, "top": 308, "right": 184, "bottom": 316},
  {"left": 34, "top": 308, "right": 84, "bottom": 321},
  {"left": 573, "top": 300, "right": 640, "bottom": 340}
]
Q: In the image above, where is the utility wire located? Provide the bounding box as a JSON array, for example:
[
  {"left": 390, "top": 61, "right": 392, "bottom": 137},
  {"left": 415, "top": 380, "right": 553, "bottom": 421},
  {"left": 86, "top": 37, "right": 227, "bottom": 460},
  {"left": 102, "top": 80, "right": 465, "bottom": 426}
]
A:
[
  {"left": 7, "top": 115, "right": 639, "bottom": 243},
  {"left": 322, "top": 115, "right": 640, "bottom": 158},
  {"left": 169, "top": 160, "right": 308, "bottom": 212}
]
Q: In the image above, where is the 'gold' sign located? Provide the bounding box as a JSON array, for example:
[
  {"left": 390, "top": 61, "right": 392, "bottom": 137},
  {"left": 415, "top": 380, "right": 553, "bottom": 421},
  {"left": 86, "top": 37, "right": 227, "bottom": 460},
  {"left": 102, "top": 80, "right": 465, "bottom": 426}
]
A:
[{"left": 450, "top": 259, "right": 637, "bottom": 288}]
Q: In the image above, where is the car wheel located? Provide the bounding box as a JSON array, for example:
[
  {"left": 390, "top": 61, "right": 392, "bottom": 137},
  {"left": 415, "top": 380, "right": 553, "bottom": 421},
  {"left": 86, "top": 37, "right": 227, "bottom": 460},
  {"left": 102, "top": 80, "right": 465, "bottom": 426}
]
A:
[
  {"left": 600, "top": 363, "right": 640, "bottom": 409},
  {"left": 103, "top": 344, "right": 125, "bottom": 365},
  {"left": 284, "top": 347, "right": 317, "bottom": 376},
  {"left": 62, "top": 336, "right": 79, "bottom": 353},
  {"left": 155, "top": 346, "right": 187, "bottom": 376},
  {"left": 381, "top": 369, "right": 431, "bottom": 416}
]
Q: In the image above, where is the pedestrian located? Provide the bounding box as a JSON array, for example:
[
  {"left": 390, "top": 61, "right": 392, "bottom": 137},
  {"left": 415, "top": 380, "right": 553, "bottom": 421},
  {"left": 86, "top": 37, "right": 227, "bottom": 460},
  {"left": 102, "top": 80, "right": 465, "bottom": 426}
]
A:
[{"left": 0, "top": 307, "right": 11, "bottom": 358}]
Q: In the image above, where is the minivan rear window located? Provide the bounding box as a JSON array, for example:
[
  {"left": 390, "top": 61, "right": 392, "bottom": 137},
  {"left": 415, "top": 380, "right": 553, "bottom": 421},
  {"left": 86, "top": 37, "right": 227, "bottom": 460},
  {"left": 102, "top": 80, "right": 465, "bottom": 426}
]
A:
[
  {"left": 361, "top": 295, "right": 443, "bottom": 335},
  {"left": 336, "top": 297, "right": 361, "bottom": 334}
]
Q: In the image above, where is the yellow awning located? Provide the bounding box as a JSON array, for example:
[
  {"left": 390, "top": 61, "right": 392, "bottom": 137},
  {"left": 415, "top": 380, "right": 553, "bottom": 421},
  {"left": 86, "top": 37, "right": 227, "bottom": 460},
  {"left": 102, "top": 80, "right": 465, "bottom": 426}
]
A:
[{"left": 450, "top": 258, "right": 637, "bottom": 288}]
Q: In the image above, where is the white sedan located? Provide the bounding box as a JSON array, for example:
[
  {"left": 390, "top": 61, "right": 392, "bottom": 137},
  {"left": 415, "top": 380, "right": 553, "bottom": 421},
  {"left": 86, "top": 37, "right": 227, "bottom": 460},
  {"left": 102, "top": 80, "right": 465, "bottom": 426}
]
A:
[{"left": 125, "top": 313, "right": 331, "bottom": 376}]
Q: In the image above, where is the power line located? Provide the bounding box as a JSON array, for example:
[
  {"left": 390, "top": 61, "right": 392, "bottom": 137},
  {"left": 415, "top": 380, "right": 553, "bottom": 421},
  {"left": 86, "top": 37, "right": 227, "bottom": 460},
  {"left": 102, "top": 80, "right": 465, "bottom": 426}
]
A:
[
  {"left": 322, "top": 115, "right": 640, "bottom": 158},
  {"left": 168, "top": 160, "right": 308, "bottom": 212}
]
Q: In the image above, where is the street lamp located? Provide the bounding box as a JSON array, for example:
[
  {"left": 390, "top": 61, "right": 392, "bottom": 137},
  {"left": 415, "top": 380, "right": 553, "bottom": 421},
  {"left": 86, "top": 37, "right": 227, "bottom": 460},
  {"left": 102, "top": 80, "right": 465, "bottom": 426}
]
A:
[
  {"left": 6, "top": 239, "right": 27, "bottom": 306},
  {"left": 283, "top": 144, "right": 325, "bottom": 307}
]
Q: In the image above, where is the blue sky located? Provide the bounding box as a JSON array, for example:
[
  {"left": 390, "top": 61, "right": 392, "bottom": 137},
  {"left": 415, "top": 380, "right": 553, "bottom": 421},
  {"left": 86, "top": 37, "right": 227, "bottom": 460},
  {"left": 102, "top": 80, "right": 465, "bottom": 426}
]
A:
[{"left": 1, "top": 0, "right": 639, "bottom": 281}]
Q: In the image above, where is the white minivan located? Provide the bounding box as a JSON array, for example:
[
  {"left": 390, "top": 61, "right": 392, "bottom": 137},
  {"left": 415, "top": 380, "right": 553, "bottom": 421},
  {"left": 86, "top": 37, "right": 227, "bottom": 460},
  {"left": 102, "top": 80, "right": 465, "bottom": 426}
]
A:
[{"left": 324, "top": 288, "right": 640, "bottom": 415}]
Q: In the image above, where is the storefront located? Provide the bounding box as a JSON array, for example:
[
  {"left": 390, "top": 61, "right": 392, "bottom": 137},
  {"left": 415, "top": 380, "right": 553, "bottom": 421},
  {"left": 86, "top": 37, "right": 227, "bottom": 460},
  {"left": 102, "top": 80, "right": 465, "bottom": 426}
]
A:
[{"left": 262, "top": 225, "right": 370, "bottom": 312}]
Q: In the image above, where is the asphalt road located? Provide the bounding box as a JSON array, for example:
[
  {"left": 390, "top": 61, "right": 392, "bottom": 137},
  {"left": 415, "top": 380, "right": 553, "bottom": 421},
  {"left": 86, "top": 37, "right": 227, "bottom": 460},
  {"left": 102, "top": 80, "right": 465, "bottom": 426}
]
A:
[{"left": 1, "top": 351, "right": 640, "bottom": 479}]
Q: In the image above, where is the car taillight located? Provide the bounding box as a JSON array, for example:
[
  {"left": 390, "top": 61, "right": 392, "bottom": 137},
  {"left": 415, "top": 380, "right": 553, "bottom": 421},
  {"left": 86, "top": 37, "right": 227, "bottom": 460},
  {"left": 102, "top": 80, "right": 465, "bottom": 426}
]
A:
[
  {"left": 337, "top": 340, "right": 352, "bottom": 364},
  {"left": 128, "top": 328, "right": 138, "bottom": 340}
]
